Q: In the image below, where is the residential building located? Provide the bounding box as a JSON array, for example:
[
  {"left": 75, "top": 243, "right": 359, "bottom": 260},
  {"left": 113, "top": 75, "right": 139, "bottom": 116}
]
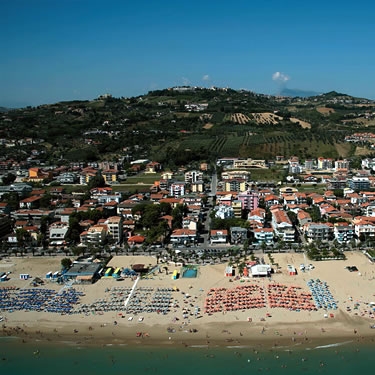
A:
[
  {"left": 317, "top": 157, "right": 334, "bottom": 170},
  {"left": 304, "top": 159, "right": 315, "bottom": 170},
  {"left": 57, "top": 172, "right": 77, "bottom": 184},
  {"left": 210, "top": 229, "right": 228, "bottom": 244},
  {"left": 214, "top": 205, "right": 234, "bottom": 219},
  {"left": 224, "top": 179, "right": 247, "bottom": 192},
  {"left": 303, "top": 222, "right": 333, "bottom": 243},
  {"left": 253, "top": 228, "right": 274, "bottom": 244},
  {"left": 348, "top": 176, "right": 370, "bottom": 191},
  {"left": 102, "top": 169, "right": 118, "bottom": 183},
  {"left": 191, "top": 181, "right": 204, "bottom": 193},
  {"left": 105, "top": 216, "right": 123, "bottom": 244},
  {"left": 335, "top": 159, "right": 350, "bottom": 171},
  {"left": 288, "top": 156, "right": 302, "bottom": 174},
  {"left": 19, "top": 195, "right": 41, "bottom": 209},
  {"left": 0, "top": 183, "right": 33, "bottom": 199},
  {"left": 170, "top": 229, "right": 197, "bottom": 245},
  {"left": 233, "top": 158, "right": 267, "bottom": 169},
  {"left": 230, "top": 227, "right": 248, "bottom": 244},
  {"left": 237, "top": 190, "right": 259, "bottom": 211},
  {"left": 221, "top": 170, "right": 251, "bottom": 180},
  {"left": 169, "top": 182, "right": 186, "bottom": 198},
  {"left": 333, "top": 223, "right": 354, "bottom": 244},
  {"left": 231, "top": 200, "right": 242, "bottom": 218},
  {"left": 80, "top": 224, "right": 107, "bottom": 246},
  {"left": 248, "top": 207, "right": 266, "bottom": 225},
  {"left": 49, "top": 221, "right": 69, "bottom": 246},
  {"left": 185, "top": 170, "right": 203, "bottom": 183},
  {"left": 271, "top": 209, "right": 295, "bottom": 242},
  {"left": 354, "top": 218, "right": 375, "bottom": 240},
  {"left": 297, "top": 210, "right": 312, "bottom": 227}
]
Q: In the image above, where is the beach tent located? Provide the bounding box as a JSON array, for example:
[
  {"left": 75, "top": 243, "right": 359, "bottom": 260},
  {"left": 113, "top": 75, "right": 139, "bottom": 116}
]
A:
[
  {"left": 104, "top": 267, "right": 113, "bottom": 277},
  {"left": 251, "top": 264, "right": 271, "bottom": 277},
  {"left": 46, "top": 271, "right": 53, "bottom": 279},
  {"left": 112, "top": 268, "right": 121, "bottom": 278},
  {"left": 19, "top": 273, "right": 30, "bottom": 280}
]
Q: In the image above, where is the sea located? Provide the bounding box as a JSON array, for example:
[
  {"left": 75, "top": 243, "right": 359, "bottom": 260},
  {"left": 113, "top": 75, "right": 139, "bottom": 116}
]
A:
[{"left": 1, "top": 337, "right": 374, "bottom": 375}]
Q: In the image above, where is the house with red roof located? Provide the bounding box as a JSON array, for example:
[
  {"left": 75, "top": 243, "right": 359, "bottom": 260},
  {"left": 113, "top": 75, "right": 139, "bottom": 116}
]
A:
[
  {"left": 170, "top": 228, "right": 197, "bottom": 245},
  {"left": 210, "top": 229, "right": 228, "bottom": 244}
]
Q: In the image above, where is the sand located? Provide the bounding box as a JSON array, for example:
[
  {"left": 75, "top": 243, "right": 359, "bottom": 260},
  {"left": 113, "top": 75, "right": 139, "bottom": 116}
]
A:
[{"left": 1, "top": 252, "right": 375, "bottom": 348}]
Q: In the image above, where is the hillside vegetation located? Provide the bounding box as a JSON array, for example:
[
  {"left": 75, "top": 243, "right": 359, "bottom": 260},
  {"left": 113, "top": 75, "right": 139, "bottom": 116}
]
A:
[{"left": 1, "top": 88, "right": 375, "bottom": 168}]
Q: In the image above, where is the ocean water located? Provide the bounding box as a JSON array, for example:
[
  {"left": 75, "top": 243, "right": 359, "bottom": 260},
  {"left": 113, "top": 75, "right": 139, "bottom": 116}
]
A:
[{"left": 0, "top": 337, "right": 374, "bottom": 375}]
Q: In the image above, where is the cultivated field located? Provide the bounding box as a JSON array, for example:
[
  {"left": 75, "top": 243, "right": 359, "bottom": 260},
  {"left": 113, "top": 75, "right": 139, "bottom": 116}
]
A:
[
  {"left": 250, "top": 112, "right": 282, "bottom": 125},
  {"left": 230, "top": 113, "right": 251, "bottom": 124}
]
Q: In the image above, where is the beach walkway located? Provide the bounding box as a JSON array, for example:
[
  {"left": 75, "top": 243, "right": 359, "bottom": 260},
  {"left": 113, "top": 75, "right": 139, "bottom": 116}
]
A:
[{"left": 124, "top": 276, "right": 140, "bottom": 308}]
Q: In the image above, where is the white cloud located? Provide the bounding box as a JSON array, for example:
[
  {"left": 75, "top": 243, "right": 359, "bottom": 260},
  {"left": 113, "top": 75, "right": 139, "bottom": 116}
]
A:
[
  {"left": 182, "top": 77, "right": 191, "bottom": 85},
  {"left": 272, "top": 71, "right": 290, "bottom": 82},
  {"left": 202, "top": 74, "right": 210, "bottom": 81}
]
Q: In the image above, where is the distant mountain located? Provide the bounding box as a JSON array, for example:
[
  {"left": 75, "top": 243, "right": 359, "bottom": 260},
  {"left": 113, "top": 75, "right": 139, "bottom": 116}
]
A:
[
  {"left": 280, "top": 88, "right": 322, "bottom": 98},
  {"left": 0, "top": 106, "right": 10, "bottom": 112}
]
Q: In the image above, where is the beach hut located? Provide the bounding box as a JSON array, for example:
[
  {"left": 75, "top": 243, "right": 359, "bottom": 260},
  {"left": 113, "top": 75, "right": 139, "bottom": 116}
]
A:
[
  {"left": 46, "top": 271, "right": 53, "bottom": 279},
  {"left": 287, "top": 264, "right": 297, "bottom": 276},
  {"left": 76, "top": 275, "right": 94, "bottom": 284},
  {"left": 225, "top": 266, "right": 234, "bottom": 277},
  {"left": 19, "top": 273, "right": 30, "bottom": 280},
  {"left": 52, "top": 271, "right": 60, "bottom": 279}
]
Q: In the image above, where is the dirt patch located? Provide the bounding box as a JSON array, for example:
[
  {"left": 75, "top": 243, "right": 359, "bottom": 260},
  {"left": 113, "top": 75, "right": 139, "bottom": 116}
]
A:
[
  {"left": 342, "top": 118, "right": 375, "bottom": 126},
  {"left": 317, "top": 107, "right": 335, "bottom": 114},
  {"left": 335, "top": 142, "right": 352, "bottom": 157},
  {"left": 203, "top": 123, "right": 214, "bottom": 129},
  {"left": 290, "top": 117, "right": 311, "bottom": 129},
  {"left": 354, "top": 146, "right": 371, "bottom": 156}
]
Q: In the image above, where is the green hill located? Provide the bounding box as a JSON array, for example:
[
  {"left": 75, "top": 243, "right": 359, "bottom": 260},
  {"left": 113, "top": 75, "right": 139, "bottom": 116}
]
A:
[{"left": 1, "top": 87, "right": 374, "bottom": 168}]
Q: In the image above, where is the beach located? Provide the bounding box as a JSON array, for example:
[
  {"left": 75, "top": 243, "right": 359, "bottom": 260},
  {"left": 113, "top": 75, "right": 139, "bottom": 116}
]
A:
[{"left": 1, "top": 252, "right": 375, "bottom": 349}]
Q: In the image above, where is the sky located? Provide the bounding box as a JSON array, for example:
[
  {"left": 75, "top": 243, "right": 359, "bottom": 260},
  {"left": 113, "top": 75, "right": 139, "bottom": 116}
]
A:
[{"left": 1, "top": 0, "right": 375, "bottom": 107}]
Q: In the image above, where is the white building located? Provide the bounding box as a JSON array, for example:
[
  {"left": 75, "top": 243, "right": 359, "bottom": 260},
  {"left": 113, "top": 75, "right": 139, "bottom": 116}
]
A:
[{"left": 214, "top": 205, "right": 234, "bottom": 219}]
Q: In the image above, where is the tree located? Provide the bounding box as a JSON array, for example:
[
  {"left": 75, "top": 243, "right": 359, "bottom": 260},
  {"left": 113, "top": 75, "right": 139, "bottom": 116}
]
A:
[
  {"left": 87, "top": 172, "right": 106, "bottom": 190},
  {"left": 243, "top": 239, "right": 249, "bottom": 255},
  {"left": 39, "top": 193, "right": 53, "bottom": 209},
  {"left": 1, "top": 172, "right": 16, "bottom": 185},
  {"left": 15, "top": 228, "right": 28, "bottom": 248},
  {"left": 61, "top": 258, "right": 72, "bottom": 270},
  {"left": 172, "top": 204, "right": 187, "bottom": 229},
  {"left": 287, "top": 211, "right": 298, "bottom": 225}
]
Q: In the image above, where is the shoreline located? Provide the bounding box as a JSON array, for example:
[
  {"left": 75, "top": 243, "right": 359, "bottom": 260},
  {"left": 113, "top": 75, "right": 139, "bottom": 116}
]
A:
[
  {"left": 2, "top": 311, "right": 374, "bottom": 351},
  {"left": 1, "top": 253, "right": 375, "bottom": 351}
]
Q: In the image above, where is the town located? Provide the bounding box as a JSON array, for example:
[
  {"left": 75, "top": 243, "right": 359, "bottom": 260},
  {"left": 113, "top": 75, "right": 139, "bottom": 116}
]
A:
[
  {"left": 1, "top": 88, "right": 375, "bottom": 274},
  {"left": 1, "top": 152, "right": 375, "bottom": 270}
]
